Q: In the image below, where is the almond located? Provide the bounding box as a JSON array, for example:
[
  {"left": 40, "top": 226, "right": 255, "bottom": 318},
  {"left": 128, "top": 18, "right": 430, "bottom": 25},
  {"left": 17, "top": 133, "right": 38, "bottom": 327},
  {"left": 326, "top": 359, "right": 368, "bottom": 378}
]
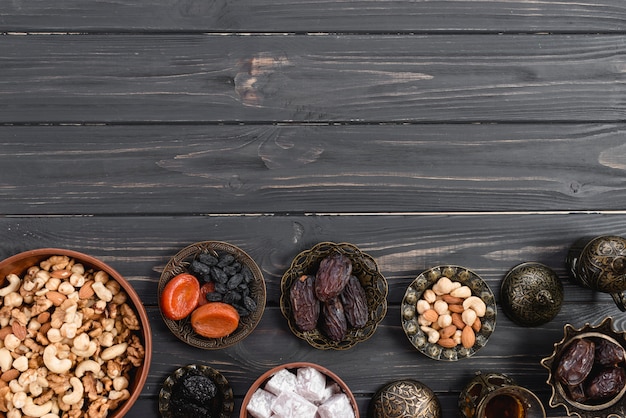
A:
[
  {"left": 451, "top": 312, "right": 466, "bottom": 330},
  {"left": 437, "top": 338, "right": 457, "bottom": 348},
  {"left": 0, "top": 327, "right": 12, "bottom": 340},
  {"left": 78, "top": 280, "right": 95, "bottom": 299},
  {"left": 439, "top": 324, "right": 457, "bottom": 339},
  {"left": 422, "top": 309, "right": 439, "bottom": 323},
  {"left": 472, "top": 317, "right": 482, "bottom": 332},
  {"left": 1, "top": 369, "right": 19, "bottom": 382},
  {"left": 448, "top": 304, "right": 465, "bottom": 313},
  {"left": 51, "top": 269, "right": 71, "bottom": 279},
  {"left": 462, "top": 325, "right": 476, "bottom": 349},
  {"left": 37, "top": 312, "right": 51, "bottom": 324},
  {"left": 46, "top": 291, "right": 67, "bottom": 306},
  {"left": 11, "top": 322, "right": 27, "bottom": 341},
  {"left": 441, "top": 294, "right": 464, "bottom": 305}
]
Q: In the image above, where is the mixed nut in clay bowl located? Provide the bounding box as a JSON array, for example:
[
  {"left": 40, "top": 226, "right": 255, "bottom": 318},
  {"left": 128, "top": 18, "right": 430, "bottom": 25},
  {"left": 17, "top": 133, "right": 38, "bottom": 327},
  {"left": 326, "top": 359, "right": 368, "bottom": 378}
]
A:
[
  {"left": 241, "top": 361, "right": 359, "bottom": 418},
  {"left": 0, "top": 248, "right": 152, "bottom": 418},
  {"left": 158, "top": 241, "right": 266, "bottom": 349},
  {"left": 541, "top": 317, "right": 626, "bottom": 418},
  {"left": 401, "top": 265, "right": 497, "bottom": 361},
  {"left": 279, "top": 242, "right": 388, "bottom": 350}
]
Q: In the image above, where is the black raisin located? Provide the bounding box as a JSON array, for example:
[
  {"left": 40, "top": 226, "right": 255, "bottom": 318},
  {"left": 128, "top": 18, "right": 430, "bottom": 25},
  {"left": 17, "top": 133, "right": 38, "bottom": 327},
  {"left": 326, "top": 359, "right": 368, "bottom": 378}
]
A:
[
  {"left": 211, "top": 267, "right": 228, "bottom": 284},
  {"left": 243, "top": 296, "right": 257, "bottom": 312},
  {"left": 223, "top": 265, "right": 238, "bottom": 276},
  {"left": 217, "top": 254, "right": 235, "bottom": 267},
  {"left": 197, "top": 253, "right": 219, "bottom": 266},
  {"left": 214, "top": 282, "right": 227, "bottom": 295},
  {"left": 223, "top": 290, "right": 242, "bottom": 305},
  {"left": 206, "top": 292, "right": 223, "bottom": 302},
  {"left": 190, "top": 260, "right": 212, "bottom": 277},
  {"left": 227, "top": 273, "right": 244, "bottom": 290}
]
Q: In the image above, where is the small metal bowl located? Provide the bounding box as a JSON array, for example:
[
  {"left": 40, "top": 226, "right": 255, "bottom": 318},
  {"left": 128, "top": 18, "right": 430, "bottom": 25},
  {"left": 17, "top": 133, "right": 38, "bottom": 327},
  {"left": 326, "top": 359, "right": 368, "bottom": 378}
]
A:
[
  {"left": 368, "top": 379, "right": 441, "bottom": 418},
  {"left": 159, "top": 364, "right": 234, "bottom": 418},
  {"left": 280, "top": 242, "right": 388, "bottom": 350},
  {"left": 158, "top": 241, "right": 266, "bottom": 349},
  {"left": 240, "top": 362, "right": 359, "bottom": 418},
  {"left": 401, "top": 265, "right": 497, "bottom": 361},
  {"left": 500, "top": 262, "right": 564, "bottom": 327},
  {"left": 541, "top": 317, "right": 626, "bottom": 418}
]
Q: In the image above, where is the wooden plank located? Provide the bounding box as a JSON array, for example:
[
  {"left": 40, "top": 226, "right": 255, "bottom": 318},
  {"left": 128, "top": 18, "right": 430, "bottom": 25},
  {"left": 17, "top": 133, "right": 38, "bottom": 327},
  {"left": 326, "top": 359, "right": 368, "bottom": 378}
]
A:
[
  {"left": 2, "top": 0, "right": 626, "bottom": 33},
  {"left": 1, "top": 34, "right": 624, "bottom": 123},
  {"left": 2, "top": 124, "right": 626, "bottom": 214}
]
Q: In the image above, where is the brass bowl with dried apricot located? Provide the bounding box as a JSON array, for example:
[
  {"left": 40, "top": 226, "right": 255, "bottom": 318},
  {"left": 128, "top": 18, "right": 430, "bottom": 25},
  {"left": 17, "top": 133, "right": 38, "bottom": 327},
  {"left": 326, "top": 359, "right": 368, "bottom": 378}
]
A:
[
  {"left": 280, "top": 242, "right": 388, "bottom": 350},
  {"left": 0, "top": 248, "right": 152, "bottom": 418},
  {"left": 158, "top": 241, "right": 266, "bottom": 349},
  {"left": 401, "top": 265, "right": 496, "bottom": 361},
  {"left": 541, "top": 317, "right": 626, "bottom": 418}
]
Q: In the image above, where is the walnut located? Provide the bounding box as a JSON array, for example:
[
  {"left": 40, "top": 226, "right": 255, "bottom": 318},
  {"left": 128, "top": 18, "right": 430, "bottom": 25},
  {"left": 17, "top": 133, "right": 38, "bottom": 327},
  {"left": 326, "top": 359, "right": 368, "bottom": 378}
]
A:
[
  {"left": 31, "top": 297, "right": 53, "bottom": 317},
  {"left": 106, "top": 360, "right": 123, "bottom": 379},
  {"left": 82, "top": 374, "right": 100, "bottom": 401},
  {"left": 87, "top": 397, "right": 110, "bottom": 418},
  {"left": 127, "top": 335, "right": 145, "bottom": 368},
  {"left": 10, "top": 309, "right": 29, "bottom": 327},
  {"left": 120, "top": 304, "right": 140, "bottom": 331},
  {"left": 34, "top": 388, "right": 54, "bottom": 405},
  {"left": 48, "top": 373, "right": 71, "bottom": 395},
  {"left": 0, "top": 386, "right": 10, "bottom": 412}
]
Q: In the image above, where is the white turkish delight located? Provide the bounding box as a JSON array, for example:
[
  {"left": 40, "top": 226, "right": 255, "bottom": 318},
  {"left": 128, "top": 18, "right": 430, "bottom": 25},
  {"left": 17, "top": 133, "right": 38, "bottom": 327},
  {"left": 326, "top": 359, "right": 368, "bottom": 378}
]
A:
[
  {"left": 295, "top": 366, "right": 327, "bottom": 403},
  {"left": 317, "top": 393, "right": 355, "bottom": 418},
  {"left": 271, "top": 390, "right": 318, "bottom": 418},
  {"left": 320, "top": 381, "right": 341, "bottom": 404},
  {"left": 246, "top": 388, "right": 276, "bottom": 418},
  {"left": 265, "top": 368, "right": 297, "bottom": 396}
]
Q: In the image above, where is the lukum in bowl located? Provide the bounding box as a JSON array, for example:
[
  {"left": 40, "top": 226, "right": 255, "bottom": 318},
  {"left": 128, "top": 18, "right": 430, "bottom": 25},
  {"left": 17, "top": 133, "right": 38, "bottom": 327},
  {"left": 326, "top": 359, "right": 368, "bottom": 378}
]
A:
[
  {"left": 240, "top": 362, "right": 359, "bottom": 418},
  {"left": 159, "top": 364, "right": 234, "bottom": 418},
  {"left": 541, "top": 317, "right": 626, "bottom": 418},
  {"left": 280, "top": 242, "right": 388, "bottom": 350},
  {"left": 158, "top": 241, "right": 266, "bottom": 349},
  {"left": 0, "top": 248, "right": 152, "bottom": 418},
  {"left": 401, "top": 265, "right": 496, "bottom": 361}
]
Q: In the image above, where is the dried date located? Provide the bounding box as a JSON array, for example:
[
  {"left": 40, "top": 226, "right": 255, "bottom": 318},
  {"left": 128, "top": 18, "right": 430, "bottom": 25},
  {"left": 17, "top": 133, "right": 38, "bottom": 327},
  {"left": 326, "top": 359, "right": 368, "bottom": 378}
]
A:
[
  {"left": 315, "top": 253, "right": 352, "bottom": 302},
  {"left": 586, "top": 366, "right": 626, "bottom": 401},
  {"left": 340, "top": 275, "right": 368, "bottom": 328},
  {"left": 557, "top": 338, "right": 595, "bottom": 386},
  {"left": 290, "top": 275, "right": 320, "bottom": 332},
  {"left": 321, "top": 298, "right": 348, "bottom": 342},
  {"left": 594, "top": 338, "right": 625, "bottom": 367}
]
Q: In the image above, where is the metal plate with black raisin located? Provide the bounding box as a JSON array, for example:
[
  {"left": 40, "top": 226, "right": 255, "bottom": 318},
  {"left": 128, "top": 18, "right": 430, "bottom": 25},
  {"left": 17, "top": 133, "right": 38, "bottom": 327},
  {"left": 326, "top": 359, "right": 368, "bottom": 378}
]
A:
[
  {"left": 159, "top": 364, "right": 234, "bottom": 418},
  {"left": 401, "top": 265, "right": 496, "bottom": 361},
  {"left": 280, "top": 241, "right": 388, "bottom": 350},
  {"left": 158, "top": 241, "right": 266, "bottom": 349}
]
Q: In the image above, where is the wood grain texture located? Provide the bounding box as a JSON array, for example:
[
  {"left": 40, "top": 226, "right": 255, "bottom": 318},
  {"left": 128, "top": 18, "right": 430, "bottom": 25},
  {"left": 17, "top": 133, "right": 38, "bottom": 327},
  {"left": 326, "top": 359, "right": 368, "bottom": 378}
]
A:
[
  {"left": 2, "top": 0, "right": 626, "bottom": 33},
  {"left": 2, "top": 123, "right": 626, "bottom": 214},
  {"left": 2, "top": 215, "right": 625, "bottom": 417},
  {"left": 1, "top": 34, "right": 624, "bottom": 123}
]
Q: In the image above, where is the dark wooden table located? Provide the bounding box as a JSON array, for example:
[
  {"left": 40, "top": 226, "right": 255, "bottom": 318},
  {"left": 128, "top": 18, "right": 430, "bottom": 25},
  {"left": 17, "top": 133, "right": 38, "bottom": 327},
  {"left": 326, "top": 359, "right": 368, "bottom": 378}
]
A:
[{"left": 2, "top": 1, "right": 626, "bottom": 417}]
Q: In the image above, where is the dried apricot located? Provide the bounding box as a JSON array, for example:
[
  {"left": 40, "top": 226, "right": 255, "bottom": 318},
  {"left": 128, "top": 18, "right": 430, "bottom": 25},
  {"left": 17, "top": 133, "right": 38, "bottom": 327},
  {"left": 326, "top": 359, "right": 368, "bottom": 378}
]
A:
[
  {"left": 161, "top": 273, "right": 200, "bottom": 320},
  {"left": 191, "top": 302, "right": 240, "bottom": 338}
]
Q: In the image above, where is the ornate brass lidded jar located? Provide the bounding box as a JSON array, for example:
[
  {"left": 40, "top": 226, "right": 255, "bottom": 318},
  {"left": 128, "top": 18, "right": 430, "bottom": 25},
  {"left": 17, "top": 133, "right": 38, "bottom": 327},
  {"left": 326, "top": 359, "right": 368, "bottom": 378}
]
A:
[
  {"left": 500, "top": 262, "right": 564, "bottom": 327},
  {"left": 368, "top": 379, "right": 441, "bottom": 418},
  {"left": 567, "top": 235, "right": 626, "bottom": 311},
  {"left": 458, "top": 372, "right": 546, "bottom": 418}
]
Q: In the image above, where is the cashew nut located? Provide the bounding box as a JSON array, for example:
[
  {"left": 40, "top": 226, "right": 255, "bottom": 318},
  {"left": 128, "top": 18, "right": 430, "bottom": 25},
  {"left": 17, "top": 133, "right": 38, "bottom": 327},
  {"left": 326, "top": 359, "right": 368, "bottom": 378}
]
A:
[
  {"left": 100, "top": 342, "right": 128, "bottom": 361},
  {"left": 420, "top": 325, "right": 440, "bottom": 344},
  {"left": 0, "top": 274, "right": 21, "bottom": 297},
  {"left": 13, "top": 355, "right": 29, "bottom": 372},
  {"left": 22, "top": 397, "right": 53, "bottom": 417},
  {"left": 422, "top": 289, "right": 437, "bottom": 303},
  {"left": 61, "top": 377, "right": 84, "bottom": 405},
  {"left": 43, "top": 345, "right": 72, "bottom": 374},
  {"left": 91, "top": 281, "right": 112, "bottom": 302},
  {"left": 462, "top": 308, "right": 478, "bottom": 327},
  {"left": 74, "top": 359, "right": 101, "bottom": 378},
  {"left": 433, "top": 300, "right": 449, "bottom": 315},
  {"left": 4, "top": 292, "right": 23, "bottom": 308},
  {"left": 113, "top": 376, "right": 129, "bottom": 391},
  {"left": 463, "top": 296, "right": 487, "bottom": 317},
  {"left": 13, "top": 391, "right": 27, "bottom": 408},
  {"left": 450, "top": 285, "right": 472, "bottom": 299},
  {"left": 109, "top": 389, "right": 130, "bottom": 401},
  {"left": 416, "top": 299, "right": 430, "bottom": 314},
  {"left": 432, "top": 277, "right": 454, "bottom": 295},
  {"left": 0, "top": 348, "right": 12, "bottom": 371}
]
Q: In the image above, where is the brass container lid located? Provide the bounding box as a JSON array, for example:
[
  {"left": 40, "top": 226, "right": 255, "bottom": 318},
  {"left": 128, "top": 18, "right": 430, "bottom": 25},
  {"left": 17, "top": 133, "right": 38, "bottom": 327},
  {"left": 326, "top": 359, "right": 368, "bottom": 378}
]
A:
[
  {"left": 500, "top": 262, "right": 563, "bottom": 327},
  {"left": 368, "top": 379, "right": 441, "bottom": 418}
]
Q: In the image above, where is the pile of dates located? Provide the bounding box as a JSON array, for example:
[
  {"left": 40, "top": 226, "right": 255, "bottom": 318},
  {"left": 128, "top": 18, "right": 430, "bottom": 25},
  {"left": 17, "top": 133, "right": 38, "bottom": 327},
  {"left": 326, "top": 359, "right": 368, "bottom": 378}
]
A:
[
  {"left": 556, "top": 337, "right": 626, "bottom": 404},
  {"left": 290, "top": 252, "right": 368, "bottom": 341},
  {"left": 169, "top": 368, "right": 220, "bottom": 418}
]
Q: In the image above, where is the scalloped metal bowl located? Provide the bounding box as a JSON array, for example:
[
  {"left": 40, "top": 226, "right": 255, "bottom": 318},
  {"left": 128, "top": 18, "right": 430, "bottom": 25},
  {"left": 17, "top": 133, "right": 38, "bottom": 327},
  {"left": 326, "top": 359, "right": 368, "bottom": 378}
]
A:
[
  {"left": 401, "top": 265, "right": 496, "bottom": 361},
  {"left": 159, "top": 364, "right": 234, "bottom": 418},
  {"left": 0, "top": 248, "right": 152, "bottom": 418},
  {"left": 541, "top": 317, "right": 626, "bottom": 418},
  {"left": 280, "top": 242, "right": 388, "bottom": 350},
  {"left": 158, "top": 241, "right": 266, "bottom": 349},
  {"left": 240, "top": 362, "right": 359, "bottom": 418}
]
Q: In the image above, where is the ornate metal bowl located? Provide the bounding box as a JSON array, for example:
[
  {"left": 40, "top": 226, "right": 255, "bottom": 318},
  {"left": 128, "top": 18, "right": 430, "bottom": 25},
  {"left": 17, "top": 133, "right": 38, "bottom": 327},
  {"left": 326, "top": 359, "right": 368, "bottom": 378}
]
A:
[
  {"left": 500, "top": 262, "right": 564, "bottom": 327},
  {"left": 368, "top": 379, "right": 442, "bottom": 418},
  {"left": 158, "top": 241, "right": 266, "bottom": 349},
  {"left": 159, "top": 364, "right": 234, "bottom": 418},
  {"left": 541, "top": 317, "right": 626, "bottom": 418},
  {"left": 280, "top": 242, "right": 388, "bottom": 350},
  {"left": 401, "top": 265, "right": 497, "bottom": 361}
]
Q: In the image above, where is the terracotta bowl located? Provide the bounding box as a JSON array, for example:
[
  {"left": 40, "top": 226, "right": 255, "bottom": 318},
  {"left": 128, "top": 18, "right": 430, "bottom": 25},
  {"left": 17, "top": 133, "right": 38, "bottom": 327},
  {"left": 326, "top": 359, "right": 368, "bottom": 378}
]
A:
[
  {"left": 401, "top": 265, "right": 496, "bottom": 361},
  {"left": 240, "top": 362, "right": 359, "bottom": 418},
  {"left": 158, "top": 241, "right": 266, "bottom": 349},
  {"left": 541, "top": 317, "right": 626, "bottom": 418},
  {"left": 0, "top": 248, "right": 152, "bottom": 418},
  {"left": 280, "top": 242, "right": 388, "bottom": 350}
]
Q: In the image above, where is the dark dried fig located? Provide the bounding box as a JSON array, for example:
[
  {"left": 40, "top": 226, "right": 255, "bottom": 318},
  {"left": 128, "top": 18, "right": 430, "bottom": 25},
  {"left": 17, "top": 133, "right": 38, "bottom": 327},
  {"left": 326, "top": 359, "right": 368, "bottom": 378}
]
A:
[
  {"left": 340, "top": 275, "right": 368, "bottom": 328},
  {"left": 315, "top": 253, "right": 352, "bottom": 302},
  {"left": 586, "top": 366, "right": 626, "bottom": 401},
  {"left": 321, "top": 298, "right": 347, "bottom": 341},
  {"left": 594, "top": 338, "right": 625, "bottom": 367},
  {"left": 556, "top": 338, "right": 595, "bottom": 386},
  {"left": 290, "top": 275, "right": 320, "bottom": 332}
]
